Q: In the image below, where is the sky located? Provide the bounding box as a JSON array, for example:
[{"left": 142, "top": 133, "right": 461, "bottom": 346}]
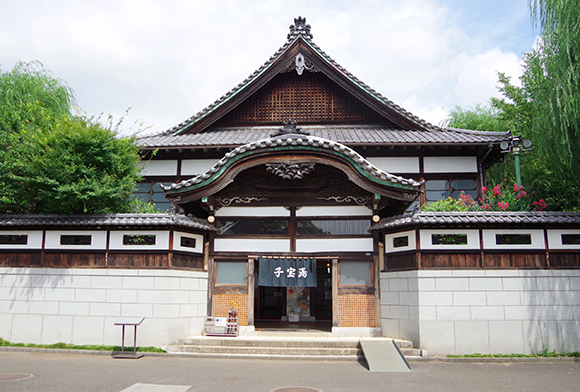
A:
[{"left": 0, "top": 0, "right": 538, "bottom": 136}]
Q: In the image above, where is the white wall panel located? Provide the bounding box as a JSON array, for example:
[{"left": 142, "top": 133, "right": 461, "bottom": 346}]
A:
[
  {"left": 109, "top": 230, "right": 170, "bottom": 250},
  {"left": 0, "top": 230, "right": 43, "bottom": 249},
  {"left": 385, "top": 230, "right": 416, "bottom": 253},
  {"left": 482, "top": 229, "right": 545, "bottom": 250},
  {"left": 181, "top": 159, "right": 221, "bottom": 176},
  {"left": 45, "top": 230, "right": 107, "bottom": 250},
  {"left": 367, "top": 157, "right": 419, "bottom": 173},
  {"left": 420, "top": 230, "right": 480, "bottom": 250},
  {"left": 296, "top": 206, "right": 371, "bottom": 217},
  {"left": 138, "top": 160, "right": 178, "bottom": 176},
  {"left": 214, "top": 238, "right": 290, "bottom": 252},
  {"left": 215, "top": 206, "right": 289, "bottom": 217},
  {"left": 0, "top": 268, "right": 208, "bottom": 346},
  {"left": 423, "top": 156, "right": 477, "bottom": 173},
  {"left": 547, "top": 229, "right": 580, "bottom": 249},
  {"left": 296, "top": 238, "right": 373, "bottom": 253},
  {"left": 173, "top": 232, "right": 204, "bottom": 253}
]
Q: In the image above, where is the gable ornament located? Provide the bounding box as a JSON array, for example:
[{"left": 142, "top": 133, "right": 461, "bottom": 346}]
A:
[{"left": 270, "top": 119, "right": 311, "bottom": 137}]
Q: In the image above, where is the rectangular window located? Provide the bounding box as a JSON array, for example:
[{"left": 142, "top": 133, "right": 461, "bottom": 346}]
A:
[
  {"left": 0, "top": 234, "right": 28, "bottom": 245},
  {"left": 60, "top": 235, "right": 92, "bottom": 245},
  {"left": 215, "top": 262, "right": 247, "bottom": 285},
  {"left": 562, "top": 234, "right": 580, "bottom": 245},
  {"left": 425, "top": 179, "right": 478, "bottom": 202},
  {"left": 216, "top": 219, "right": 289, "bottom": 236},
  {"left": 297, "top": 219, "right": 370, "bottom": 235},
  {"left": 393, "top": 236, "right": 409, "bottom": 248},
  {"left": 496, "top": 234, "right": 532, "bottom": 245},
  {"left": 432, "top": 234, "right": 468, "bottom": 245},
  {"left": 180, "top": 236, "right": 197, "bottom": 248},
  {"left": 123, "top": 234, "right": 156, "bottom": 246},
  {"left": 339, "top": 261, "right": 372, "bottom": 286},
  {"left": 425, "top": 180, "right": 450, "bottom": 202}
]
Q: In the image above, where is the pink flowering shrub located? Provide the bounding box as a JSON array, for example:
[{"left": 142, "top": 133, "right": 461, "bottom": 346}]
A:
[{"left": 423, "top": 179, "right": 549, "bottom": 212}]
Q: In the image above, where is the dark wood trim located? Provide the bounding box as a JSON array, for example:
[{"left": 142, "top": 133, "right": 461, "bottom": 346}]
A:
[
  {"left": 332, "top": 257, "right": 339, "bottom": 328},
  {"left": 247, "top": 257, "right": 255, "bottom": 326}
]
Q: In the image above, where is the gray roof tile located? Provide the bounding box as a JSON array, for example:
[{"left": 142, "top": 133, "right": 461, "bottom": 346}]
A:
[
  {"left": 139, "top": 126, "right": 511, "bottom": 148},
  {"left": 0, "top": 214, "right": 217, "bottom": 231},
  {"left": 371, "top": 211, "right": 580, "bottom": 230}
]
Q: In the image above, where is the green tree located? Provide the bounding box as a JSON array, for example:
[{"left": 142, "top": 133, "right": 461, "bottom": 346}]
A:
[
  {"left": 444, "top": 0, "right": 580, "bottom": 210},
  {"left": 0, "top": 61, "right": 74, "bottom": 133},
  {"left": 442, "top": 103, "right": 510, "bottom": 133},
  {"left": 0, "top": 62, "right": 146, "bottom": 214}
]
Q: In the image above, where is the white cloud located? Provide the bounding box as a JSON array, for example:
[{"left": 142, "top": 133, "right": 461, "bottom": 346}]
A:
[{"left": 0, "top": 0, "right": 535, "bottom": 135}]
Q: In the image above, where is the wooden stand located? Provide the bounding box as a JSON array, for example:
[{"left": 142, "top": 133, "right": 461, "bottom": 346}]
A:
[{"left": 113, "top": 317, "right": 145, "bottom": 359}]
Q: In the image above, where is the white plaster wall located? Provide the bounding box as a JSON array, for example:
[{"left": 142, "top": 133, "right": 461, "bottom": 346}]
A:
[
  {"left": 0, "top": 267, "right": 208, "bottom": 347},
  {"left": 214, "top": 238, "right": 290, "bottom": 252},
  {"left": 296, "top": 238, "right": 373, "bottom": 253},
  {"left": 380, "top": 269, "right": 580, "bottom": 355},
  {"left": 215, "top": 206, "right": 289, "bottom": 217},
  {"left": 423, "top": 156, "right": 478, "bottom": 173},
  {"left": 138, "top": 160, "right": 178, "bottom": 176},
  {"left": 181, "top": 159, "right": 221, "bottom": 176},
  {"left": 367, "top": 157, "right": 419, "bottom": 173},
  {"left": 296, "top": 206, "right": 371, "bottom": 217}
]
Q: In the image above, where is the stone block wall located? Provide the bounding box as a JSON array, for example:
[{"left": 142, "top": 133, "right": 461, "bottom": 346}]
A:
[
  {"left": 380, "top": 269, "right": 580, "bottom": 355},
  {"left": 0, "top": 267, "right": 208, "bottom": 347}
]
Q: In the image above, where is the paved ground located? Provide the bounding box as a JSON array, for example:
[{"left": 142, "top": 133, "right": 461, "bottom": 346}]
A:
[{"left": 0, "top": 351, "right": 579, "bottom": 392}]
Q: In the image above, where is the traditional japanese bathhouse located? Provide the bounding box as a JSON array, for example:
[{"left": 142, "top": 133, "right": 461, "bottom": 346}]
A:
[{"left": 136, "top": 17, "right": 513, "bottom": 334}]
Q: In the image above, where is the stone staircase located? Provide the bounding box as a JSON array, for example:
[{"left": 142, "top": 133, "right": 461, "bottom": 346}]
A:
[{"left": 164, "top": 334, "right": 425, "bottom": 360}]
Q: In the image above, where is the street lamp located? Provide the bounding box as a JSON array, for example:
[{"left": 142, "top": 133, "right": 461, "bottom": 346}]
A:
[{"left": 500, "top": 136, "right": 533, "bottom": 187}]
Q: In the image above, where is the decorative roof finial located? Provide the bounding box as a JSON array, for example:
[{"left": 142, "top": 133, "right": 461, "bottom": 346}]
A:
[
  {"left": 270, "top": 119, "right": 311, "bottom": 137},
  {"left": 288, "top": 16, "right": 313, "bottom": 40}
]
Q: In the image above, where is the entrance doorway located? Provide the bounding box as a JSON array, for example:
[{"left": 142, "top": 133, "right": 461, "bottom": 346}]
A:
[{"left": 254, "top": 258, "right": 332, "bottom": 331}]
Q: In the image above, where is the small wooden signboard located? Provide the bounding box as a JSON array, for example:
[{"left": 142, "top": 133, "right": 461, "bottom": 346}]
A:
[{"left": 113, "top": 317, "right": 145, "bottom": 359}]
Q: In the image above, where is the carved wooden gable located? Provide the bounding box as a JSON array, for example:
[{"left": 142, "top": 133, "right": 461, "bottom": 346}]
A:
[{"left": 213, "top": 70, "right": 395, "bottom": 127}]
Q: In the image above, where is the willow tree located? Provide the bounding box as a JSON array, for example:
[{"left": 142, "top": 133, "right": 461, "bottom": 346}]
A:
[
  {"left": 0, "top": 61, "right": 145, "bottom": 214},
  {"left": 525, "top": 0, "right": 580, "bottom": 180}
]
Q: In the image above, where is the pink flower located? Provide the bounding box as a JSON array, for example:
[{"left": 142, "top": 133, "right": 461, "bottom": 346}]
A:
[
  {"left": 481, "top": 186, "right": 487, "bottom": 193},
  {"left": 498, "top": 201, "right": 509, "bottom": 210},
  {"left": 493, "top": 185, "right": 502, "bottom": 196}
]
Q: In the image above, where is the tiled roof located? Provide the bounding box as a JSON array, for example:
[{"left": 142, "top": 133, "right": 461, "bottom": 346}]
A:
[
  {"left": 139, "top": 126, "right": 511, "bottom": 148},
  {"left": 370, "top": 211, "right": 580, "bottom": 230},
  {"left": 162, "top": 133, "right": 423, "bottom": 192},
  {"left": 0, "top": 214, "right": 217, "bottom": 231},
  {"left": 161, "top": 17, "right": 442, "bottom": 136}
]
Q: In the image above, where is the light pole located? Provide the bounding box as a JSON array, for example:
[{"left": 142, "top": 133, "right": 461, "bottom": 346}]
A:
[{"left": 500, "top": 137, "right": 533, "bottom": 187}]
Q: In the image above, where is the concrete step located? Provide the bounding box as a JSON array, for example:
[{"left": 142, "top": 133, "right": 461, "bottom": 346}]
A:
[{"left": 165, "top": 336, "right": 424, "bottom": 360}]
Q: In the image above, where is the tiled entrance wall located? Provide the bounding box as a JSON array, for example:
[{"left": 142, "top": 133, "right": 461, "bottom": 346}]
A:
[
  {"left": 380, "top": 269, "right": 580, "bottom": 355},
  {"left": 212, "top": 294, "right": 248, "bottom": 326},
  {"left": 0, "top": 267, "right": 208, "bottom": 347},
  {"left": 338, "top": 294, "right": 375, "bottom": 327}
]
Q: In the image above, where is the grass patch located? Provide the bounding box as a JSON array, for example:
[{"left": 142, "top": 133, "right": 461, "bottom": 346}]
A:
[
  {"left": 447, "top": 352, "right": 580, "bottom": 358},
  {"left": 0, "top": 337, "right": 165, "bottom": 353}
]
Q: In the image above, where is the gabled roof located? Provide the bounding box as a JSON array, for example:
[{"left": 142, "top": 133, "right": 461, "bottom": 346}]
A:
[{"left": 160, "top": 17, "right": 442, "bottom": 137}]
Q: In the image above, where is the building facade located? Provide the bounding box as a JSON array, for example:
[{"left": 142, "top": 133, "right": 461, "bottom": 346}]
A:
[{"left": 1, "top": 18, "right": 579, "bottom": 354}]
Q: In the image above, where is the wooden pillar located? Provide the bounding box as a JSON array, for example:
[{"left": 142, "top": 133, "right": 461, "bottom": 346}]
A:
[
  {"left": 206, "top": 256, "right": 214, "bottom": 317},
  {"left": 374, "top": 254, "right": 381, "bottom": 328},
  {"left": 247, "top": 256, "right": 255, "bottom": 327},
  {"left": 332, "top": 257, "right": 339, "bottom": 328}
]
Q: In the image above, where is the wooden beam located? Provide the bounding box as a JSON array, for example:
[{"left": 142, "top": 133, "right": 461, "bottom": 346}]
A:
[
  {"left": 247, "top": 256, "right": 255, "bottom": 326},
  {"left": 332, "top": 257, "right": 339, "bottom": 328}
]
